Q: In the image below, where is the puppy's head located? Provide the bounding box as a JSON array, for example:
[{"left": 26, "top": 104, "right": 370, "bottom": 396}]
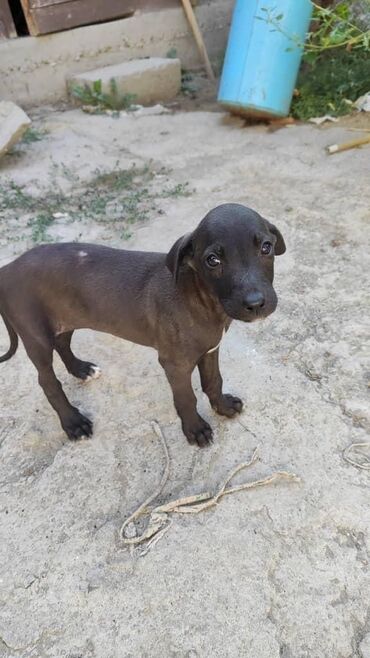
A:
[{"left": 166, "top": 203, "right": 286, "bottom": 322}]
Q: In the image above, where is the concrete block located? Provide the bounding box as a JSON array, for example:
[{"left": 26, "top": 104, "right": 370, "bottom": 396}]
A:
[
  {"left": 0, "top": 101, "right": 31, "bottom": 158},
  {"left": 68, "top": 57, "right": 181, "bottom": 106}
]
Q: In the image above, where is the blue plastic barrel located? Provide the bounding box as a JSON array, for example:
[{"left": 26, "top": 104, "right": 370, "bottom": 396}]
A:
[{"left": 218, "top": 0, "right": 313, "bottom": 118}]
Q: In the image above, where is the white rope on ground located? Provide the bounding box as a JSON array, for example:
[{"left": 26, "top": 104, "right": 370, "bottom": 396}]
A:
[
  {"left": 343, "top": 442, "right": 370, "bottom": 470},
  {"left": 120, "top": 420, "right": 171, "bottom": 544},
  {"left": 120, "top": 421, "right": 301, "bottom": 551}
]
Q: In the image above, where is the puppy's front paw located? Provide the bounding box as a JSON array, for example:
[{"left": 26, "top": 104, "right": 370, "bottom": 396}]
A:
[
  {"left": 183, "top": 416, "right": 213, "bottom": 448},
  {"left": 213, "top": 394, "right": 243, "bottom": 418},
  {"left": 63, "top": 410, "right": 93, "bottom": 440}
]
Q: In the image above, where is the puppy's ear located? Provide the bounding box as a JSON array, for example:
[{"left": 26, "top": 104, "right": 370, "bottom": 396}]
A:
[
  {"left": 166, "top": 232, "right": 194, "bottom": 282},
  {"left": 264, "top": 219, "right": 286, "bottom": 255}
]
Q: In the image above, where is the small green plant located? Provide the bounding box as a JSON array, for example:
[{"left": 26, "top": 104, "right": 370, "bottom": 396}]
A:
[
  {"left": 166, "top": 47, "right": 178, "bottom": 59},
  {"left": 258, "top": 2, "right": 370, "bottom": 60},
  {"left": 70, "top": 78, "right": 137, "bottom": 112},
  {"left": 304, "top": 2, "right": 369, "bottom": 59},
  {"left": 21, "top": 127, "right": 47, "bottom": 144},
  {"left": 122, "top": 229, "right": 133, "bottom": 240},
  {"left": 181, "top": 70, "right": 198, "bottom": 96},
  {"left": 92, "top": 166, "right": 149, "bottom": 192},
  {"left": 0, "top": 180, "right": 36, "bottom": 211},
  {"left": 161, "top": 182, "right": 193, "bottom": 198},
  {"left": 28, "top": 213, "right": 54, "bottom": 243}
]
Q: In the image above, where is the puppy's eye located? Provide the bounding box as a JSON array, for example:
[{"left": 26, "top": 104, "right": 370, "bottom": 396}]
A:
[
  {"left": 261, "top": 241, "right": 273, "bottom": 255},
  {"left": 206, "top": 253, "right": 221, "bottom": 268}
]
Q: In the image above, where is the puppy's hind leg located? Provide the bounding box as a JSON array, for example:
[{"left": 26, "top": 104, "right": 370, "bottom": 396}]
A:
[
  {"left": 55, "top": 331, "right": 101, "bottom": 382},
  {"left": 22, "top": 331, "right": 93, "bottom": 440}
]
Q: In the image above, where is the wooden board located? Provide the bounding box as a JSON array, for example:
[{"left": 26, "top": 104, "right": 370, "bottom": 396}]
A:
[
  {"left": 19, "top": 0, "right": 180, "bottom": 36},
  {"left": 0, "top": 0, "right": 17, "bottom": 38},
  {"left": 19, "top": 0, "right": 135, "bottom": 35}
]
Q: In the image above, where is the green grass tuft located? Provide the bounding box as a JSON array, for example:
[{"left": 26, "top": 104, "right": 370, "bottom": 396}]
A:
[{"left": 70, "top": 78, "right": 136, "bottom": 113}]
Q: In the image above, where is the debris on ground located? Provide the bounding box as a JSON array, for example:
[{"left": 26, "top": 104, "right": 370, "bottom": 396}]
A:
[
  {"left": 326, "top": 133, "right": 370, "bottom": 154},
  {"left": 267, "top": 116, "right": 297, "bottom": 132},
  {"left": 132, "top": 104, "right": 170, "bottom": 117},
  {"left": 0, "top": 101, "right": 31, "bottom": 159},
  {"left": 309, "top": 115, "right": 339, "bottom": 125},
  {"left": 355, "top": 91, "right": 370, "bottom": 112}
]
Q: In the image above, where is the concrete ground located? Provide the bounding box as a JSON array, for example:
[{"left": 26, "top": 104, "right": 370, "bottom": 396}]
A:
[{"left": 0, "top": 105, "right": 369, "bottom": 658}]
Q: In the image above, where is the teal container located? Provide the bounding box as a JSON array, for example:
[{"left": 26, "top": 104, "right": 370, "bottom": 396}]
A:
[{"left": 218, "top": 0, "right": 313, "bottom": 118}]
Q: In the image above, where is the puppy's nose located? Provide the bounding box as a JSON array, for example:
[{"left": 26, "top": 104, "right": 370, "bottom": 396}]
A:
[{"left": 244, "top": 291, "right": 265, "bottom": 311}]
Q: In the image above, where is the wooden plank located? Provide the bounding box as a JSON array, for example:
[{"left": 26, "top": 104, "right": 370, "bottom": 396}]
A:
[
  {"left": 31, "top": 0, "right": 178, "bottom": 8},
  {"left": 30, "top": 0, "right": 127, "bottom": 8},
  {"left": 132, "top": 0, "right": 180, "bottom": 9},
  {"left": 19, "top": 0, "right": 136, "bottom": 35},
  {"left": 31, "top": 0, "right": 100, "bottom": 8},
  {"left": 19, "top": 0, "right": 189, "bottom": 36},
  {"left": 0, "top": 0, "right": 17, "bottom": 38}
]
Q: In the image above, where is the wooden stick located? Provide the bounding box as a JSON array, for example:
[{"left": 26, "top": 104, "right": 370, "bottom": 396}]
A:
[
  {"left": 327, "top": 134, "right": 370, "bottom": 154},
  {"left": 180, "top": 0, "right": 215, "bottom": 80}
]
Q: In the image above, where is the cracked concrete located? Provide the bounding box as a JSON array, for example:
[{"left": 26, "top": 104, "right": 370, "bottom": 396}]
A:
[{"left": 0, "top": 106, "right": 369, "bottom": 657}]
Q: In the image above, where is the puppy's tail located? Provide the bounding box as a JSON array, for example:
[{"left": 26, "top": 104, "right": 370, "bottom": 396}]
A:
[{"left": 0, "top": 312, "right": 18, "bottom": 363}]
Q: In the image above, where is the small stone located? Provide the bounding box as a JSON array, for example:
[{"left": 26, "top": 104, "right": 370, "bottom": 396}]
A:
[
  {"left": 132, "top": 104, "right": 170, "bottom": 117},
  {"left": 355, "top": 92, "right": 370, "bottom": 112},
  {"left": 123, "top": 521, "right": 137, "bottom": 539},
  {"left": 0, "top": 101, "right": 31, "bottom": 158}
]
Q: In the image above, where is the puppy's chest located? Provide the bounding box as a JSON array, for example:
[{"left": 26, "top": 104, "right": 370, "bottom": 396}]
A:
[
  {"left": 183, "top": 324, "right": 227, "bottom": 359},
  {"left": 206, "top": 328, "right": 226, "bottom": 354}
]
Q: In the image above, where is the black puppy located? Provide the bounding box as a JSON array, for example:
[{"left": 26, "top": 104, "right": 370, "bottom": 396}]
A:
[{"left": 0, "top": 203, "right": 285, "bottom": 447}]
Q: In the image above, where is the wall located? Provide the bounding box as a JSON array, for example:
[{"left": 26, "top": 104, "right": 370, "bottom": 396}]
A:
[{"left": 0, "top": 0, "right": 233, "bottom": 107}]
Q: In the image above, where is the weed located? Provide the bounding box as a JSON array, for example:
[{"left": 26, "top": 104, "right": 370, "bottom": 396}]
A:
[
  {"left": 70, "top": 79, "right": 137, "bottom": 113},
  {"left": 93, "top": 165, "right": 150, "bottom": 191},
  {"left": 257, "top": 2, "right": 370, "bottom": 59},
  {"left": 181, "top": 70, "right": 198, "bottom": 97},
  {"left": 21, "top": 127, "right": 47, "bottom": 144},
  {"left": 0, "top": 180, "right": 36, "bottom": 211},
  {"left": 292, "top": 48, "right": 370, "bottom": 119},
  {"left": 0, "top": 163, "right": 192, "bottom": 245},
  {"left": 28, "top": 213, "right": 54, "bottom": 243},
  {"left": 166, "top": 48, "right": 178, "bottom": 59},
  {"left": 161, "top": 182, "right": 192, "bottom": 198},
  {"left": 122, "top": 229, "right": 133, "bottom": 240}
]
